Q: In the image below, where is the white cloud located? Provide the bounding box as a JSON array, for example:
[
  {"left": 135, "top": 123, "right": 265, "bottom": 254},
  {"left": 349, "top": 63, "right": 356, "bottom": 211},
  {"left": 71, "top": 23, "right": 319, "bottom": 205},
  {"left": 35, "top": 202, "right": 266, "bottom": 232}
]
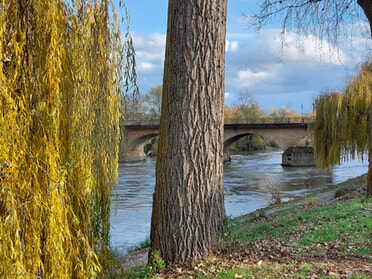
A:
[
  {"left": 132, "top": 32, "right": 166, "bottom": 71},
  {"left": 280, "top": 32, "right": 347, "bottom": 66},
  {"left": 234, "top": 69, "right": 274, "bottom": 87},
  {"left": 133, "top": 32, "right": 166, "bottom": 48},
  {"left": 226, "top": 40, "right": 239, "bottom": 52},
  {"left": 226, "top": 29, "right": 347, "bottom": 67},
  {"left": 138, "top": 62, "right": 154, "bottom": 72}
]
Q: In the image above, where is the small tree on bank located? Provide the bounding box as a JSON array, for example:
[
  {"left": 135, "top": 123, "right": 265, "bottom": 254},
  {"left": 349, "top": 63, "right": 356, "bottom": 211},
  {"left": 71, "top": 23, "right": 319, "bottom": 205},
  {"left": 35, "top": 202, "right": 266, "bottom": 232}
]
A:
[{"left": 150, "top": 0, "right": 227, "bottom": 264}]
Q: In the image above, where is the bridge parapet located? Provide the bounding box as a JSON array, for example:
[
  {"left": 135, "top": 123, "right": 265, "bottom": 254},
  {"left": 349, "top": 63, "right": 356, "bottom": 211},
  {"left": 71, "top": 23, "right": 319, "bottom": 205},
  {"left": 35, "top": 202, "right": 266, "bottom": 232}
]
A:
[
  {"left": 124, "top": 117, "right": 314, "bottom": 126},
  {"left": 125, "top": 120, "right": 160, "bottom": 126},
  {"left": 224, "top": 117, "right": 314, "bottom": 125}
]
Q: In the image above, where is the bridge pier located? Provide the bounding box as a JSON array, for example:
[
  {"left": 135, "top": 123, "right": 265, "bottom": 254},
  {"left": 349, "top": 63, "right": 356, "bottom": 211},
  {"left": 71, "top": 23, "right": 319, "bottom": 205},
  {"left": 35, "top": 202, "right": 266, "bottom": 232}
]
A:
[
  {"left": 119, "top": 150, "right": 147, "bottom": 162},
  {"left": 281, "top": 146, "right": 315, "bottom": 167},
  {"left": 223, "top": 151, "right": 231, "bottom": 162}
]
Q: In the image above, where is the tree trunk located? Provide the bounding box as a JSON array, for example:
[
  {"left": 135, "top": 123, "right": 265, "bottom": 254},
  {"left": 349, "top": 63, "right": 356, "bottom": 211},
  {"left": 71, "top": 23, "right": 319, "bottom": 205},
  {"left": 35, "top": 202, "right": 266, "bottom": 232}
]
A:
[
  {"left": 357, "top": 0, "right": 372, "bottom": 37},
  {"left": 368, "top": 90, "right": 372, "bottom": 197},
  {"left": 358, "top": 0, "right": 372, "bottom": 198},
  {"left": 150, "top": 0, "right": 227, "bottom": 264}
]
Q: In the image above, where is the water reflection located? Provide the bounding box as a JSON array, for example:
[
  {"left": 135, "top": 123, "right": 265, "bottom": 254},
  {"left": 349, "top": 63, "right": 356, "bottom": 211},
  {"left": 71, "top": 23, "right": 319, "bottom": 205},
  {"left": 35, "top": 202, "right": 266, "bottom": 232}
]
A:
[{"left": 110, "top": 149, "right": 368, "bottom": 255}]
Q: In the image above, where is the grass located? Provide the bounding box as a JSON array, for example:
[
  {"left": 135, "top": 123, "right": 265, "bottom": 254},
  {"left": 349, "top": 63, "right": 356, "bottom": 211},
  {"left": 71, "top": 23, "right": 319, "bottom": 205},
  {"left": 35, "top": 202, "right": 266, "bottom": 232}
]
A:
[
  {"left": 118, "top": 175, "right": 372, "bottom": 278},
  {"left": 126, "top": 237, "right": 151, "bottom": 254},
  {"left": 225, "top": 197, "right": 372, "bottom": 247},
  {"left": 297, "top": 199, "right": 372, "bottom": 245}
]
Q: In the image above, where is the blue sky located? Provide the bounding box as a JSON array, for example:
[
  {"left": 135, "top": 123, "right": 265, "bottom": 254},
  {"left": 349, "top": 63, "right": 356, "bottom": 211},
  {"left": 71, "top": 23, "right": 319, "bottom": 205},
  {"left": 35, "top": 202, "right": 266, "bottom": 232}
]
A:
[{"left": 119, "top": 0, "right": 370, "bottom": 114}]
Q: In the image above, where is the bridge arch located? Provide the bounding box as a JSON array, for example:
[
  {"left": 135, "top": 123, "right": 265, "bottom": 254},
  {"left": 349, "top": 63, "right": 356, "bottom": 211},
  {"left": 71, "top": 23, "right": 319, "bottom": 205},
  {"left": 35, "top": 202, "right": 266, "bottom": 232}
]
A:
[
  {"left": 128, "top": 133, "right": 158, "bottom": 151},
  {"left": 223, "top": 124, "right": 309, "bottom": 161},
  {"left": 119, "top": 124, "right": 160, "bottom": 161},
  {"left": 223, "top": 133, "right": 275, "bottom": 161},
  {"left": 120, "top": 133, "right": 159, "bottom": 161}
]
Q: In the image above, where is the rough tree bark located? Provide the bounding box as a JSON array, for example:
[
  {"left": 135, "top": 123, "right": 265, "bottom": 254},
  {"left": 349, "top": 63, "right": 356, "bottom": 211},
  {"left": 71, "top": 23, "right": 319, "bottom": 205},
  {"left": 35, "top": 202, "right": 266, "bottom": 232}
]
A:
[
  {"left": 358, "top": 0, "right": 372, "bottom": 197},
  {"left": 369, "top": 100, "right": 372, "bottom": 197},
  {"left": 150, "top": 0, "right": 227, "bottom": 264}
]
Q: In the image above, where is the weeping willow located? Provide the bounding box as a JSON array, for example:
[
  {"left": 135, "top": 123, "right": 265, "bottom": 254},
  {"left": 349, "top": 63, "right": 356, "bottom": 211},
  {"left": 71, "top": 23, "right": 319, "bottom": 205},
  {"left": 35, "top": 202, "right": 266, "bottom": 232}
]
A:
[
  {"left": 313, "top": 92, "right": 344, "bottom": 168},
  {"left": 313, "top": 60, "right": 372, "bottom": 195},
  {"left": 0, "top": 0, "right": 132, "bottom": 277}
]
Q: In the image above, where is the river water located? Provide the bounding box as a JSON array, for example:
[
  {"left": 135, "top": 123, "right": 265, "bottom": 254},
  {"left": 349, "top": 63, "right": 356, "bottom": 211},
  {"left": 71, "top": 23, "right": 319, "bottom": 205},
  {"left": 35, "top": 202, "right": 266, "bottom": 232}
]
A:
[{"left": 110, "top": 148, "right": 368, "bottom": 255}]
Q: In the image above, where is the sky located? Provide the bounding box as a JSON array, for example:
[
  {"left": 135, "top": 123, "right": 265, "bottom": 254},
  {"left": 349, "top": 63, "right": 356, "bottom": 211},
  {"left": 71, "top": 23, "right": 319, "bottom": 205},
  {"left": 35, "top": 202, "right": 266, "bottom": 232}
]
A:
[{"left": 118, "top": 0, "right": 371, "bottom": 114}]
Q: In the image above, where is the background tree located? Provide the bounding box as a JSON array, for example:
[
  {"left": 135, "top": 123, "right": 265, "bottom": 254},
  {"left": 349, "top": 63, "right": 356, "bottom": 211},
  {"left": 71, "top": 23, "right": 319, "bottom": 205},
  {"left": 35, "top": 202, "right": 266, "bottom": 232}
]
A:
[
  {"left": 268, "top": 105, "right": 301, "bottom": 122},
  {"left": 122, "top": 93, "right": 149, "bottom": 121},
  {"left": 235, "top": 92, "right": 264, "bottom": 123},
  {"left": 150, "top": 0, "right": 227, "bottom": 264},
  {"left": 144, "top": 84, "right": 162, "bottom": 118},
  {"left": 224, "top": 93, "right": 264, "bottom": 124},
  {"left": 224, "top": 105, "right": 239, "bottom": 124},
  {"left": 0, "top": 1, "right": 134, "bottom": 277},
  {"left": 122, "top": 84, "right": 161, "bottom": 121}
]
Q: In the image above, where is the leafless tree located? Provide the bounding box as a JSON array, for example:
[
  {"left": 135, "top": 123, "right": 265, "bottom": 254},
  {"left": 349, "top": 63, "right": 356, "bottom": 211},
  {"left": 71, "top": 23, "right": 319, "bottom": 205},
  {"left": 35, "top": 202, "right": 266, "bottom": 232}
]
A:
[{"left": 253, "top": 0, "right": 371, "bottom": 48}]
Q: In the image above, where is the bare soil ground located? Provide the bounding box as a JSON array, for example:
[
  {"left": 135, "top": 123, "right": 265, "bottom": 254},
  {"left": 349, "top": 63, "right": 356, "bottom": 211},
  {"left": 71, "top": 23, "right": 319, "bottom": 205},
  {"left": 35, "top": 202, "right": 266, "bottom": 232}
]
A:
[{"left": 117, "top": 248, "right": 149, "bottom": 270}]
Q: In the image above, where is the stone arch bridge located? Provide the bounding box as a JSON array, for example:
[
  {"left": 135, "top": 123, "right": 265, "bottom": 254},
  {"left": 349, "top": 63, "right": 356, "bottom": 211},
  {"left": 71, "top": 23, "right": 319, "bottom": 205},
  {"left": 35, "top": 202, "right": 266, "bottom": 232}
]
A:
[{"left": 120, "top": 122, "right": 311, "bottom": 162}]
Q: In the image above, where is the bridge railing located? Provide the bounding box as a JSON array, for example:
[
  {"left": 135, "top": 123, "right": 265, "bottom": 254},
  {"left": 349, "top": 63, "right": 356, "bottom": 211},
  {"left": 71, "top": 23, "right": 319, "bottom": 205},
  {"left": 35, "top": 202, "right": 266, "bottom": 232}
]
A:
[
  {"left": 124, "top": 117, "right": 314, "bottom": 126},
  {"left": 224, "top": 117, "right": 314, "bottom": 124},
  {"left": 125, "top": 119, "right": 160, "bottom": 125}
]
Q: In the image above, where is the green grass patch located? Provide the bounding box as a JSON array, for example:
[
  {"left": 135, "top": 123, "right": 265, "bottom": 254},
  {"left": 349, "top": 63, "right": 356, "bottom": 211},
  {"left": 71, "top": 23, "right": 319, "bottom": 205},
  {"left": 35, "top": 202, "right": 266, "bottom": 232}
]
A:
[
  {"left": 296, "top": 199, "right": 372, "bottom": 248},
  {"left": 224, "top": 198, "right": 372, "bottom": 253},
  {"left": 356, "top": 247, "right": 372, "bottom": 256}
]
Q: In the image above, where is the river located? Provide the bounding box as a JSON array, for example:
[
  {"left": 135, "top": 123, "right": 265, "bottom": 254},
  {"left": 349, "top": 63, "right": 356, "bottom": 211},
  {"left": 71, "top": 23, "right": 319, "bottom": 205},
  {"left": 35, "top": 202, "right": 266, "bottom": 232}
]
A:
[{"left": 110, "top": 148, "right": 368, "bottom": 255}]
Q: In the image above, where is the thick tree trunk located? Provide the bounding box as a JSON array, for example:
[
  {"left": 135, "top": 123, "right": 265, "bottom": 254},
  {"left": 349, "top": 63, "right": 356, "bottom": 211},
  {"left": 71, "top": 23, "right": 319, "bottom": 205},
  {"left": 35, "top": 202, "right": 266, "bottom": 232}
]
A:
[
  {"left": 357, "top": 0, "right": 372, "bottom": 37},
  {"left": 368, "top": 94, "right": 372, "bottom": 197},
  {"left": 150, "top": 0, "right": 227, "bottom": 264},
  {"left": 358, "top": 0, "right": 372, "bottom": 198}
]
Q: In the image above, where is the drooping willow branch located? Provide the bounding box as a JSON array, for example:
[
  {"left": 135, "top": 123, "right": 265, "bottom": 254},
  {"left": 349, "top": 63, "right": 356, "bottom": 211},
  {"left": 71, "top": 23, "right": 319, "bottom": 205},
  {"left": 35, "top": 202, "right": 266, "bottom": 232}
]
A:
[
  {"left": 0, "top": 0, "right": 136, "bottom": 277},
  {"left": 312, "top": 60, "right": 372, "bottom": 168}
]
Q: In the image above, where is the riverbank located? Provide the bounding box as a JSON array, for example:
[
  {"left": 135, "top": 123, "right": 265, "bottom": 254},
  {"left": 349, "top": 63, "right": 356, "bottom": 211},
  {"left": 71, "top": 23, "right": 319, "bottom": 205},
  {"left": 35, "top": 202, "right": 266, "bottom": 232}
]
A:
[{"left": 118, "top": 174, "right": 372, "bottom": 278}]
